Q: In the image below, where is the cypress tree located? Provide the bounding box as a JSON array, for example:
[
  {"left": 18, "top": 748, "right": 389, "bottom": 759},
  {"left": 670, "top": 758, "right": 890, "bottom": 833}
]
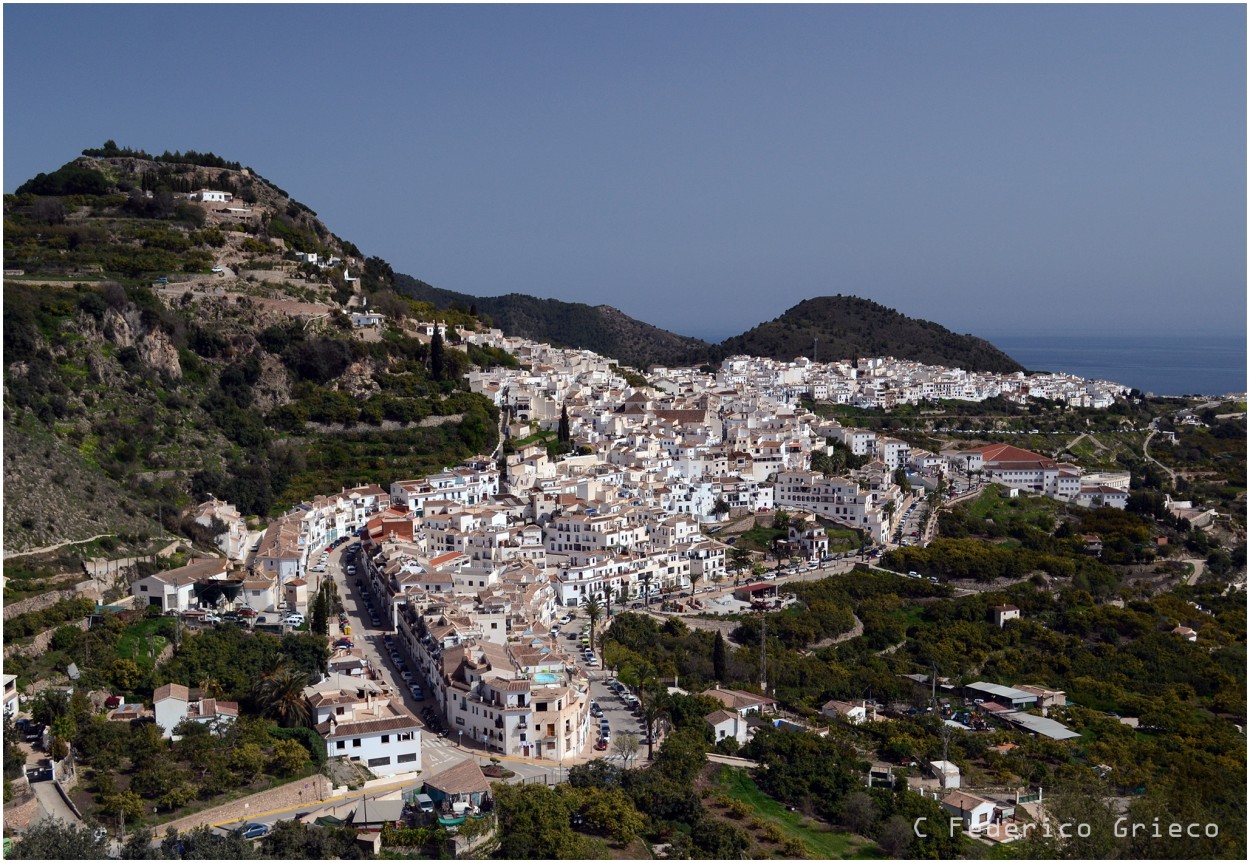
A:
[
  {"left": 713, "top": 631, "right": 727, "bottom": 682},
  {"left": 558, "top": 405, "right": 570, "bottom": 443},
  {"left": 430, "top": 328, "right": 445, "bottom": 381}
]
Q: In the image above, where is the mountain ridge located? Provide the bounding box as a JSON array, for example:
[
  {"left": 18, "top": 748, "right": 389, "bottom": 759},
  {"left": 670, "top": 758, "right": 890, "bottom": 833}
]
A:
[{"left": 396, "top": 278, "right": 1025, "bottom": 374}]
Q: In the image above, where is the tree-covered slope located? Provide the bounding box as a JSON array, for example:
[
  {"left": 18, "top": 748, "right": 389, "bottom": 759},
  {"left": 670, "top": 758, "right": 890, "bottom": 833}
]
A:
[
  {"left": 3, "top": 146, "right": 502, "bottom": 553},
  {"left": 718, "top": 295, "right": 1026, "bottom": 373},
  {"left": 394, "top": 274, "right": 712, "bottom": 370}
]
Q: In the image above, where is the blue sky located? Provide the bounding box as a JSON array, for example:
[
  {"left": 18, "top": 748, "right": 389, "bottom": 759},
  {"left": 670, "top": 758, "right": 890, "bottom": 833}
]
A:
[{"left": 4, "top": 3, "right": 1245, "bottom": 341}]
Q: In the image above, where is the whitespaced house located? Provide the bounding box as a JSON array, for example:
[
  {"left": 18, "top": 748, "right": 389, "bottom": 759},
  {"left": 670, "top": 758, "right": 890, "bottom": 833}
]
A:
[
  {"left": 940, "top": 789, "right": 999, "bottom": 832},
  {"left": 991, "top": 605, "right": 1021, "bottom": 628},
  {"left": 929, "top": 760, "right": 961, "bottom": 789},
  {"left": 706, "top": 709, "right": 753, "bottom": 746},
  {"left": 306, "top": 677, "right": 422, "bottom": 777},
  {"left": 192, "top": 189, "right": 233, "bottom": 203},
  {"left": 131, "top": 558, "right": 230, "bottom": 613},
  {"left": 821, "top": 699, "right": 869, "bottom": 724},
  {"left": 3, "top": 675, "right": 18, "bottom": 717},
  {"left": 153, "top": 683, "right": 238, "bottom": 739}
]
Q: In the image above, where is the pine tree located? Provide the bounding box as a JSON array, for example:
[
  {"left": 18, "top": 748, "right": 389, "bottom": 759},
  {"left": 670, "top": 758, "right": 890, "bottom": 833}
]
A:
[{"left": 713, "top": 631, "right": 727, "bottom": 682}]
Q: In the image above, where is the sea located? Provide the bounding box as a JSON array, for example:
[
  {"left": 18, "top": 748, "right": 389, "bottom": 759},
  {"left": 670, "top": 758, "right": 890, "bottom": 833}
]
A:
[{"left": 987, "top": 333, "right": 1247, "bottom": 398}]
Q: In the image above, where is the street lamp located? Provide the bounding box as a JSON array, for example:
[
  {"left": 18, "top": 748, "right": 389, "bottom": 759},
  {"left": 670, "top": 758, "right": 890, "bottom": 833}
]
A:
[{"left": 458, "top": 730, "right": 463, "bottom": 749}]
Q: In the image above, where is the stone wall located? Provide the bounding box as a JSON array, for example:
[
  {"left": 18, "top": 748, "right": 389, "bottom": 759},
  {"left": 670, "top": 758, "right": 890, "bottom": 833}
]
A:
[
  {"left": 3, "top": 588, "right": 80, "bottom": 621},
  {"left": 3, "top": 617, "right": 90, "bottom": 659}
]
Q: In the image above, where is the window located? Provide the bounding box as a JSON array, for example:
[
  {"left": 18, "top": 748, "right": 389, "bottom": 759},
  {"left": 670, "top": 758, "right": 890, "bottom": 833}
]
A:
[
  {"left": 140, "top": 585, "right": 148, "bottom": 592},
  {"left": 336, "top": 740, "right": 346, "bottom": 750},
  {"left": 336, "top": 706, "right": 345, "bottom": 715},
  {"left": 368, "top": 756, "right": 391, "bottom": 768},
  {"left": 536, "top": 701, "right": 548, "bottom": 712},
  {"left": 352, "top": 738, "right": 361, "bottom": 748},
  {"left": 381, "top": 735, "right": 389, "bottom": 743},
  {"left": 397, "top": 752, "right": 417, "bottom": 764},
  {"left": 399, "top": 732, "right": 413, "bottom": 741}
]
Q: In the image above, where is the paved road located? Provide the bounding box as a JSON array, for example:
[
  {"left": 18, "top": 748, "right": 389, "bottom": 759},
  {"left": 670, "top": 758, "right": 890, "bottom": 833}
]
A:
[
  {"left": 340, "top": 547, "right": 571, "bottom": 786},
  {"left": 30, "top": 780, "right": 80, "bottom": 826}
]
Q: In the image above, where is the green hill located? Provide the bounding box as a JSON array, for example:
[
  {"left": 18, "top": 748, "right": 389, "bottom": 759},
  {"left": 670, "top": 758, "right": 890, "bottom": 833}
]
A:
[
  {"left": 3, "top": 147, "right": 502, "bottom": 557},
  {"left": 394, "top": 275, "right": 712, "bottom": 370},
  {"left": 719, "top": 295, "right": 1026, "bottom": 374}
]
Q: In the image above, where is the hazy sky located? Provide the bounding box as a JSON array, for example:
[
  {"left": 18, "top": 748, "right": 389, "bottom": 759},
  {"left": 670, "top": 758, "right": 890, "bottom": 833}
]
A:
[{"left": 4, "top": 3, "right": 1245, "bottom": 341}]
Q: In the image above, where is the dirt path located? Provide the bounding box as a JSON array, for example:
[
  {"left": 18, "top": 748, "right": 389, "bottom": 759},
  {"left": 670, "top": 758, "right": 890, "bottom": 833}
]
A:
[
  {"left": 1185, "top": 557, "right": 1207, "bottom": 586},
  {"left": 3, "top": 533, "right": 113, "bottom": 560},
  {"left": 1142, "top": 429, "right": 1177, "bottom": 484},
  {"left": 1064, "top": 431, "right": 1108, "bottom": 452},
  {"left": 805, "top": 614, "right": 863, "bottom": 651}
]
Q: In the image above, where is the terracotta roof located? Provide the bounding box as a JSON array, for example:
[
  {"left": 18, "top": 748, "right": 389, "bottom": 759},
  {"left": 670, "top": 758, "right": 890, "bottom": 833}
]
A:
[
  {"left": 705, "top": 709, "right": 737, "bottom": 725},
  {"left": 154, "top": 683, "right": 190, "bottom": 703},
  {"left": 942, "top": 790, "right": 995, "bottom": 812},
  {"left": 320, "top": 713, "right": 421, "bottom": 739},
  {"left": 423, "top": 758, "right": 490, "bottom": 795}
]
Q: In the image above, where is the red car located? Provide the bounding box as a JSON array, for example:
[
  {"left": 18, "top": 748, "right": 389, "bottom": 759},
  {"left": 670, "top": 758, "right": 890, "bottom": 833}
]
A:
[
  {"left": 594, "top": 738, "right": 608, "bottom": 751},
  {"left": 237, "top": 608, "right": 257, "bottom": 618},
  {"left": 104, "top": 695, "right": 122, "bottom": 710}
]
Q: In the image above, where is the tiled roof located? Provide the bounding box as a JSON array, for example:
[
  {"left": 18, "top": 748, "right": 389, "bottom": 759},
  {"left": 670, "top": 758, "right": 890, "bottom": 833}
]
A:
[{"left": 154, "top": 683, "right": 190, "bottom": 703}]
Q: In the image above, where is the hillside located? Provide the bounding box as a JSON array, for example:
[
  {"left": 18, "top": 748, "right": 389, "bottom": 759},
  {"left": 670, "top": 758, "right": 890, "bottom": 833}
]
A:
[
  {"left": 397, "top": 279, "right": 1024, "bottom": 374},
  {"left": 3, "top": 146, "right": 502, "bottom": 555},
  {"left": 719, "top": 296, "right": 1026, "bottom": 374},
  {"left": 394, "top": 275, "right": 712, "bottom": 370}
]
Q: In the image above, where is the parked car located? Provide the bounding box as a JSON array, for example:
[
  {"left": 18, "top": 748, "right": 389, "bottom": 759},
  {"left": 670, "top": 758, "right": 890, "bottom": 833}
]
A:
[
  {"left": 238, "top": 608, "right": 257, "bottom": 618},
  {"left": 283, "top": 614, "right": 305, "bottom": 627},
  {"left": 256, "top": 616, "right": 268, "bottom": 624},
  {"left": 202, "top": 613, "right": 221, "bottom": 624},
  {"left": 594, "top": 738, "right": 608, "bottom": 751},
  {"left": 401, "top": 670, "right": 414, "bottom": 683},
  {"left": 238, "top": 822, "right": 270, "bottom": 840},
  {"left": 334, "top": 639, "right": 354, "bottom": 650},
  {"left": 104, "top": 695, "right": 122, "bottom": 710},
  {"left": 410, "top": 685, "right": 424, "bottom": 700}
]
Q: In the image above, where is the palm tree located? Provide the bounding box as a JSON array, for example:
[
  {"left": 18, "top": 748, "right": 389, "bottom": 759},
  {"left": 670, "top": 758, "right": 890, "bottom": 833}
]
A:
[
  {"left": 639, "top": 685, "right": 668, "bottom": 762},
  {"left": 253, "top": 664, "right": 311, "bottom": 728},
  {"left": 584, "top": 597, "right": 602, "bottom": 652},
  {"left": 639, "top": 572, "right": 654, "bottom": 607},
  {"left": 689, "top": 569, "right": 702, "bottom": 596}
]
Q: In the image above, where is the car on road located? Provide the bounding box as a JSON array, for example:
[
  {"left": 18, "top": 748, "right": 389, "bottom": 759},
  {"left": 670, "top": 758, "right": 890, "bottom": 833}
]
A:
[
  {"left": 238, "top": 608, "right": 257, "bottom": 618},
  {"left": 346, "top": 565, "right": 356, "bottom": 575},
  {"left": 283, "top": 614, "right": 305, "bottom": 627},
  {"left": 590, "top": 703, "right": 603, "bottom": 718},
  {"left": 410, "top": 685, "right": 424, "bottom": 700},
  {"left": 586, "top": 656, "right": 600, "bottom": 666},
  {"left": 594, "top": 738, "right": 608, "bottom": 751},
  {"left": 202, "top": 613, "right": 221, "bottom": 624},
  {"left": 238, "top": 823, "right": 270, "bottom": 840},
  {"left": 334, "top": 639, "right": 354, "bottom": 650},
  {"left": 256, "top": 616, "right": 269, "bottom": 624},
  {"left": 400, "top": 670, "right": 414, "bottom": 683}
]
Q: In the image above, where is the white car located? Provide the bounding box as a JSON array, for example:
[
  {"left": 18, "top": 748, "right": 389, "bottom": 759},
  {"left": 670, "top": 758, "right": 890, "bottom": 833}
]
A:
[
  {"left": 284, "top": 614, "right": 305, "bottom": 626},
  {"left": 202, "top": 613, "right": 221, "bottom": 624}
]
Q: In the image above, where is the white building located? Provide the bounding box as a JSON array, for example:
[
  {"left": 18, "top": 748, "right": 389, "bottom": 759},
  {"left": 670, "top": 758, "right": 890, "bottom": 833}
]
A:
[
  {"left": 131, "top": 558, "right": 230, "bottom": 613},
  {"left": 306, "top": 676, "right": 422, "bottom": 777},
  {"left": 153, "top": 683, "right": 238, "bottom": 740}
]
